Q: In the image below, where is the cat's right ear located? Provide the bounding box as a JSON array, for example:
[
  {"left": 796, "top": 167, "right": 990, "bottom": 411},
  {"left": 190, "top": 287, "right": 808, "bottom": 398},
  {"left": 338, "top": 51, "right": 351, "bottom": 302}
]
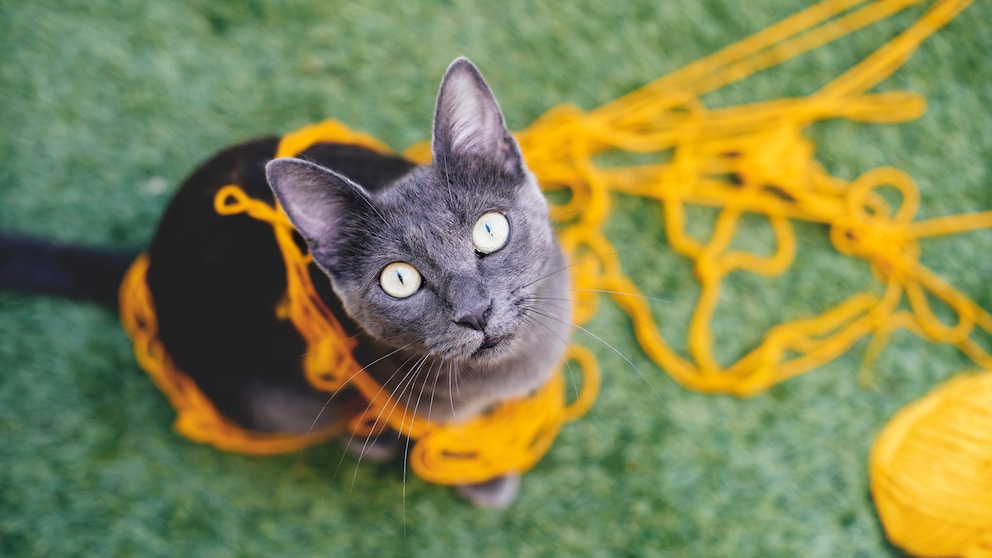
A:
[
  {"left": 265, "top": 158, "right": 372, "bottom": 245},
  {"left": 431, "top": 57, "right": 524, "bottom": 176}
]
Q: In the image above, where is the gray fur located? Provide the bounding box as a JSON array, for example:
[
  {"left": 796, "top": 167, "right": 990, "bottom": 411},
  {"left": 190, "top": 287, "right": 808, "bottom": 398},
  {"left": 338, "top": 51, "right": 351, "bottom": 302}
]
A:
[{"left": 266, "top": 58, "right": 572, "bottom": 506}]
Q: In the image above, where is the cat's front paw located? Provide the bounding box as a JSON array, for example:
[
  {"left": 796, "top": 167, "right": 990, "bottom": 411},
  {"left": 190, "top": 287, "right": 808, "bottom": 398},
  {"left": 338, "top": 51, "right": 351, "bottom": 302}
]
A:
[{"left": 455, "top": 474, "right": 520, "bottom": 508}]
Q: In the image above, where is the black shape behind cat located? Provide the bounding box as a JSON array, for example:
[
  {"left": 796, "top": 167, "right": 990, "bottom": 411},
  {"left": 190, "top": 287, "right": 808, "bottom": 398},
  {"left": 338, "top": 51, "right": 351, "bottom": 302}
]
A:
[{"left": 0, "top": 58, "right": 573, "bottom": 508}]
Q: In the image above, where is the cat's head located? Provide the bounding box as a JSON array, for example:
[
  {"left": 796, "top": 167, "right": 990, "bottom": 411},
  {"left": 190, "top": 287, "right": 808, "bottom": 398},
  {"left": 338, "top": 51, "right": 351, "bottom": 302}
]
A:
[{"left": 266, "top": 58, "right": 565, "bottom": 364}]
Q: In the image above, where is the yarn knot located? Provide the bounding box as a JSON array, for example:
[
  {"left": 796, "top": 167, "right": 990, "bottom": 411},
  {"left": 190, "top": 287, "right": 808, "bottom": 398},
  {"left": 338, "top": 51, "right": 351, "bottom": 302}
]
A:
[
  {"left": 829, "top": 167, "right": 921, "bottom": 279},
  {"left": 831, "top": 216, "right": 915, "bottom": 279},
  {"left": 739, "top": 123, "right": 815, "bottom": 189}
]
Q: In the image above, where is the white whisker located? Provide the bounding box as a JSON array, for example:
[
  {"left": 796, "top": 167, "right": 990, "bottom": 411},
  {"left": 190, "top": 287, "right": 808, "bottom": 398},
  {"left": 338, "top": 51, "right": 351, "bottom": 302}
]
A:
[
  {"left": 524, "top": 306, "right": 664, "bottom": 404},
  {"left": 400, "top": 357, "right": 437, "bottom": 539},
  {"left": 305, "top": 340, "right": 420, "bottom": 440},
  {"left": 347, "top": 353, "right": 426, "bottom": 494},
  {"left": 520, "top": 313, "right": 580, "bottom": 403},
  {"left": 513, "top": 248, "right": 639, "bottom": 293},
  {"left": 571, "top": 288, "right": 672, "bottom": 304}
]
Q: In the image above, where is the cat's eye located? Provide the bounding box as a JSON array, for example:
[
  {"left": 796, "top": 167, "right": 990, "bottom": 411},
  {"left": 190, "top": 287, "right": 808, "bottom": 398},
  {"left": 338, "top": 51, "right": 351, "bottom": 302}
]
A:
[
  {"left": 472, "top": 211, "right": 510, "bottom": 254},
  {"left": 379, "top": 262, "right": 422, "bottom": 298}
]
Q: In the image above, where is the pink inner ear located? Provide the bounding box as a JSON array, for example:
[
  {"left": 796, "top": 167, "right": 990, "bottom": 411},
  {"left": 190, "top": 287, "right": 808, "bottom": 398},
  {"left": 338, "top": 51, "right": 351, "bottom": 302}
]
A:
[{"left": 443, "top": 71, "right": 500, "bottom": 157}]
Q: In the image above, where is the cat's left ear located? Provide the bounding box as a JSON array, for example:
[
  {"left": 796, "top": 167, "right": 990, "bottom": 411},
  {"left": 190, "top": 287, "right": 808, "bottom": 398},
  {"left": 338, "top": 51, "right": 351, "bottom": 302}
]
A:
[
  {"left": 265, "top": 157, "right": 374, "bottom": 246},
  {"left": 432, "top": 57, "right": 525, "bottom": 176}
]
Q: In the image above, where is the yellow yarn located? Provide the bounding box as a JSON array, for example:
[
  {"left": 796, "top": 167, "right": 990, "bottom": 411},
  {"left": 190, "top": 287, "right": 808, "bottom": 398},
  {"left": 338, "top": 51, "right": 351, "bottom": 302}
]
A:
[
  {"left": 120, "top": 254, "right": 350, "bottom": 454},
  {"left": 871, "top": 372, "right": 992, "bottom": 557}
]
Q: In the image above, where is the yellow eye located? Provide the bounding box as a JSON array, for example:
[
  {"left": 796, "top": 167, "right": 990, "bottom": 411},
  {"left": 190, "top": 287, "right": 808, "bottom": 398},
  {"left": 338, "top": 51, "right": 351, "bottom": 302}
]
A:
[
  {"left": 472, "top": 212, "right": 510, "bottom": 254},
  {"left": 379, "top": 262, "right": 422, "bottom": 298}
]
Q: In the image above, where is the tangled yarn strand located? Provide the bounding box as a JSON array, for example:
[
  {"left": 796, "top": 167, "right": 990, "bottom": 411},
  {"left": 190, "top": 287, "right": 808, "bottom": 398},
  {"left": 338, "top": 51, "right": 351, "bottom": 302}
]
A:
[{"left": 505, "top": 0, "right": 987, "bottom": 395}]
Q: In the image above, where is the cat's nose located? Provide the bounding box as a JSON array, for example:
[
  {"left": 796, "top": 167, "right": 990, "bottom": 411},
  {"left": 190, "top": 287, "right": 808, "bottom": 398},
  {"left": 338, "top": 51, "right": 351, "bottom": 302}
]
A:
[{"left": 456, "top": 301, "right": 492, "bottom": 332}]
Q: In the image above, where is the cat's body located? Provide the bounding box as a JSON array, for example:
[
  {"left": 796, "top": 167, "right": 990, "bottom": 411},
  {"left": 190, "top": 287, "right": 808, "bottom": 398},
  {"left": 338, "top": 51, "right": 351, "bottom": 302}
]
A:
[
  {"left": 146, "top": 138, "right": 416, "bottom": 433},
  {"left": 0, "top": 59, "right": 572, "bottom": 507}
]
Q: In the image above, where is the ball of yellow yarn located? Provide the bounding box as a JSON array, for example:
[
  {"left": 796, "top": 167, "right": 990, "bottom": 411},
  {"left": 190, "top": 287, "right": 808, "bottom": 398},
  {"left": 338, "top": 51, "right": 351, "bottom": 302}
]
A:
[{"left": 870, "top": 372, "right": 992, "bottom": 557}]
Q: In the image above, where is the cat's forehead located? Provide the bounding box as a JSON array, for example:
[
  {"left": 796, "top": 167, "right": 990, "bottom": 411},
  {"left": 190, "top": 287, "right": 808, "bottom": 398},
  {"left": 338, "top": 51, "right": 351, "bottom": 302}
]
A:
[
  {"left": 377, "top": 186, "right": 483, "bottom": 253},
  {"left": 362, "top": 165, "right": 527, "bottom": 266},
  {"left": 379, "top": 164, "right": 516, "bottom": 219}
]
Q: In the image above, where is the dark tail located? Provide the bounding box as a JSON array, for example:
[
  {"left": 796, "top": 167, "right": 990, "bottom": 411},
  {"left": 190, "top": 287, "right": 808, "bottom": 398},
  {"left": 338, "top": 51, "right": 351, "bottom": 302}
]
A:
[{"left": 0, "top": 233, "right": 136, "bottom": 309}]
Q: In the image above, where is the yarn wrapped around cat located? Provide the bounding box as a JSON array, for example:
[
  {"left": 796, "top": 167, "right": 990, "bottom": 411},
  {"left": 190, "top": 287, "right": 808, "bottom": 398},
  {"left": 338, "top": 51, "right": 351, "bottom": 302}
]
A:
[{"left": 120, "top": 60, "right": 600, "bottom": 505}]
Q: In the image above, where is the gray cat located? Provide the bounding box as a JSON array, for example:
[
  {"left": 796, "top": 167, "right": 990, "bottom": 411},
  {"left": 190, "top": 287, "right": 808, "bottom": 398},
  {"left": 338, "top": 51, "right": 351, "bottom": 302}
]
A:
[
  {"left": 265, "top": 58, "right": 573, "bottom": 506},
  {"left": 0, "top": 58, "right": 573, "bottom": 508}
]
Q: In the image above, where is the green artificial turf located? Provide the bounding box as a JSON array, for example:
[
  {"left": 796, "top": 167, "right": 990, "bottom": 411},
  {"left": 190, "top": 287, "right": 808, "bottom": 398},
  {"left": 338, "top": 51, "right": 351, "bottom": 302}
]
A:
[{"left": 2, "top": 1, "right": 990, "bottom": 556}]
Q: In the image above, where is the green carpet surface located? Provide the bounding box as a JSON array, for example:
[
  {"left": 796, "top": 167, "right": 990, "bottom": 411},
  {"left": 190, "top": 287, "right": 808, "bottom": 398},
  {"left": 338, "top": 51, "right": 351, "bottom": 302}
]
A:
[{"left": 2, "top": 1, "right": 990, "bottom": 556}]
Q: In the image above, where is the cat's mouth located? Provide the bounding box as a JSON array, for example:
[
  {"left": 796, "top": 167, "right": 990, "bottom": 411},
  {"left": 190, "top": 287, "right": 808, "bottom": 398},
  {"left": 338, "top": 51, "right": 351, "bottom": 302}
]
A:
[{"left": 471, "top": 334, "right": 508, "bottom": 358}]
